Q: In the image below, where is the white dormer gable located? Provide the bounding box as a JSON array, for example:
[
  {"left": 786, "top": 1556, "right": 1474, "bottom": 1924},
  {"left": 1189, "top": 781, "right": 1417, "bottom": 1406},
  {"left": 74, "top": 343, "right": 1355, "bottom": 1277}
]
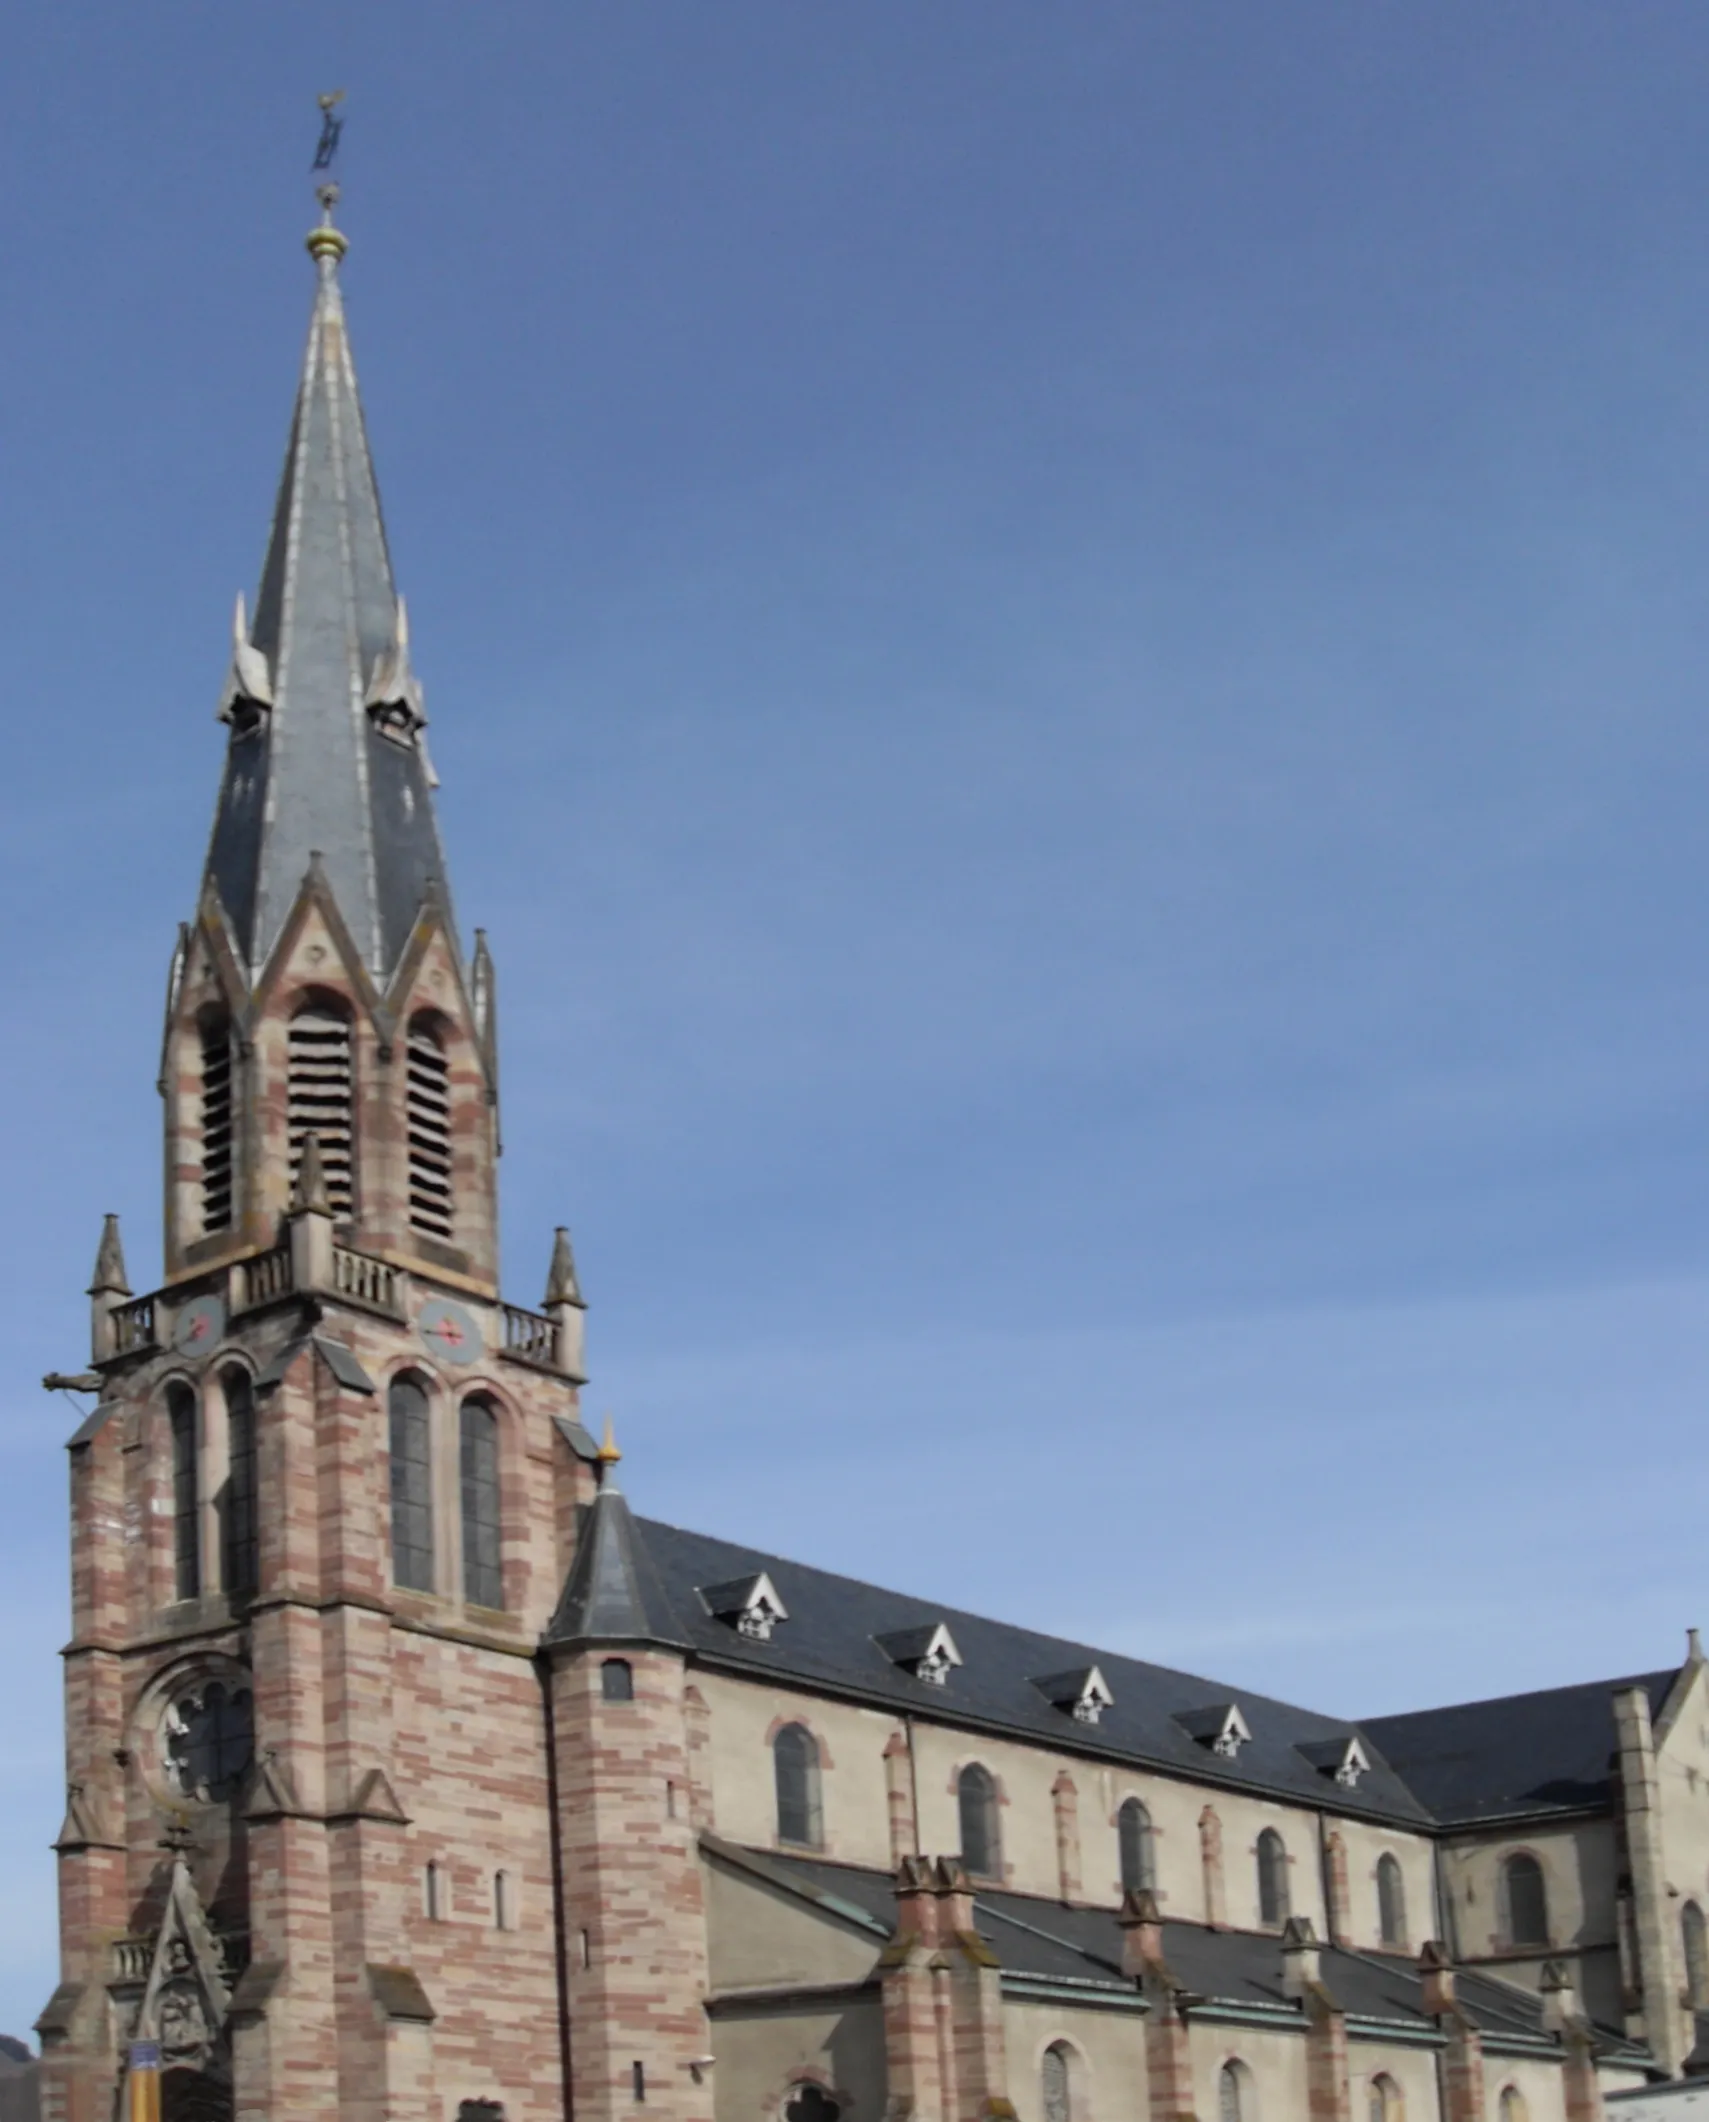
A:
[
  {"left": 877, "top": 1623, "right": 964, "bottom": 1687},
  {"left": 1034, "top": 1665, "right": 1115, "bottom": 1725},
  {"left": 1331, "top": 1736, "right": 1370, "bottom": 1787},
  {"left": 1177, "top": 1701, "right": 1252, "bottom": 1758},
  {"left": 700, "top": 1572, "right": 789, "bottom": 1643}
]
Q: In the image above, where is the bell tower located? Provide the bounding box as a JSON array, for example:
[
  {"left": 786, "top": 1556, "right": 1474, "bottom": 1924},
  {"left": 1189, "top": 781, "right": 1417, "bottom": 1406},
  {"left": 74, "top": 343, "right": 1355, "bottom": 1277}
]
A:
[{"left": 38, "top": 193, "right": 601, "bottom": 2122}]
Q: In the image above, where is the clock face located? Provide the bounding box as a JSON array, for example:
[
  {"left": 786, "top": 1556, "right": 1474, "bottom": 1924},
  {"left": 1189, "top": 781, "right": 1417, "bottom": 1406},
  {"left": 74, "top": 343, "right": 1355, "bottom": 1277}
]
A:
[
  {"left": 418, "top": 1296, "right": 482, "bottom": 1365},
  {"left": 172, "top": 1294, "right": 227, "bottom": 1356}
]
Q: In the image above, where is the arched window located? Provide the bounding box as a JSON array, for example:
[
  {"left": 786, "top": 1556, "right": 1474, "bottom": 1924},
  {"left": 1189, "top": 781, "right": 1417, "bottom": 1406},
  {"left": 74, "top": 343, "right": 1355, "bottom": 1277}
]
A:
[
  {"left": 1218, "top": 2061, "right": 1252, "bottom": 2122},
  {"left": 958, "top": 1763, "right": 1001, "bottom": 1879},
  {"left": 1368, "top": 2076, "right": 1403, "bottom": 2122},
  {"left": 221, "top": 1367, "right": 258, "bottom": 1597},
  {"left": 1118, "top": 1796, "right": 1155, "bottom": 1894},
  {"left": 199, "top": 1010, "right": 235, "bottom": 1234},
  {"left": 1041, "top": 2044, "right": 1073, "bottom": 2122},
  {"left": 167, "top": 1383, "right": 200, "bottom": 1600},
  {"left": 1256, "top": 1829, "right": 1289, "bottom": 1927},
  {"left": 460, "top": 1398, "right": 503, "bottom": 1609},
  {"left": 405, "top": 1013, "right": 454, "bottom": 1241},
  {"left": 1498, "top": 2089, "right": 1528, "bottom": 2122},
  {"left": 601, "top": 1659, "right": 634, "bottom": 1702},
  {"left": 287, "top": 998, "right": 354, "bottom": 1214},
  {"left": 388, "top": 1376, "right": 434, "bottom": 1592},
  {"left": 774, "top": 1723, "right": 823, "bottom": 1848},
  {"left": 784, "top": 2091, "right": 840, "bottom": 2122},
  {"left": 1503, "top": 1852, "right": 1548, "bottom": 1947},
  {"left": 1684, "top": 1901, "right": 1709, "bottom": 2006},
  {"left": 1376, "top": 1852, "right": 1406, "bottom": 1948}
]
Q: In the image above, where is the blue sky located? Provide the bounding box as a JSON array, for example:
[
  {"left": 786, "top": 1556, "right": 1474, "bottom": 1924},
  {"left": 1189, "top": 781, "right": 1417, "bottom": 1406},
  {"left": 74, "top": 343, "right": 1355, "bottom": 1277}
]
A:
[{"left": 2, "top": 0, "right": 1708, "bottom": 2039}]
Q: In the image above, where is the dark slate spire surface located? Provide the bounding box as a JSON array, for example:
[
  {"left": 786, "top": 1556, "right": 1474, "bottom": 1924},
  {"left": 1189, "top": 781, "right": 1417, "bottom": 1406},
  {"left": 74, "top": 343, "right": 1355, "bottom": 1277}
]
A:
[
  {"left": 546, "top": 1470, "right": 685, "bottom": 1649},
  {"left": 204, "top": 208, "right": 453, "bottom": 982}
]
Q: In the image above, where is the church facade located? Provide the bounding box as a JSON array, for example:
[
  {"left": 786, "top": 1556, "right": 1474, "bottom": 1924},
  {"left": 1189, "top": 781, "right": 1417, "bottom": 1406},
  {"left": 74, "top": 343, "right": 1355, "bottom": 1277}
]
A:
[{"left": 32, "top": 206, "right": 1709, "bottom": 2122}]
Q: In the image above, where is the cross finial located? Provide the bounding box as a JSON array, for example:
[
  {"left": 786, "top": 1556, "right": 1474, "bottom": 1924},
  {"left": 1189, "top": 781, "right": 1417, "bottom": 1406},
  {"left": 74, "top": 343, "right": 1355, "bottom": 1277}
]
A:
[{"left": 306, "top": 93, "right": 349, "bottom": 267}]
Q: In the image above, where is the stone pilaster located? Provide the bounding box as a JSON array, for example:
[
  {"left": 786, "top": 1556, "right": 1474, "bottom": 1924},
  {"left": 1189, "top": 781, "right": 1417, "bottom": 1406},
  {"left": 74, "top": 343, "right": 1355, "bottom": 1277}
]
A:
[
  {"left": 1615, "top": 1684, "right": 1686, "bottom": 2073},
  {"left": 885, "top": 1730, "right": 918, "bottom": 1866},
  {"left": 1051, "top": 1771, "right": 1081, "bottom": 1903},
  {"left": 1199, "top": 1806, "right": 1225, "bottom": 1929}
]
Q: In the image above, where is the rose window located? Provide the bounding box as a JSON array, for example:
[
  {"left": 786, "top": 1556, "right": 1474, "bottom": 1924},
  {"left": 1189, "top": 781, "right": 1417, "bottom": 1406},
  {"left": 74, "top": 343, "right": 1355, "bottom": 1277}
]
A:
[{"left": 163, "top": 1680, "right": 254, "bottom": 1801}]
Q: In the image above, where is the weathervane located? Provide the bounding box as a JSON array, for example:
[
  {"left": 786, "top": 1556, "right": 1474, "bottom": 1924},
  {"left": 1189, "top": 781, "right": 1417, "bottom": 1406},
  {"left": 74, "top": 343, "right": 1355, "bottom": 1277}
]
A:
[{"left": 313, "top": 89, "right": 346, "bottom": 175}]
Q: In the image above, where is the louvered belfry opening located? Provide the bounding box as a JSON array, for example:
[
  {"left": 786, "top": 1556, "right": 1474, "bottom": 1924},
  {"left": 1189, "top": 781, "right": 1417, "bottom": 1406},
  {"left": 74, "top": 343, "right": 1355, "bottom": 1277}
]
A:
[
  {"left": 287, "top": 999, "right": 354, "bottom": 1214},
  {"left": 199, "top": 1012, "right": 235, "bottom": 1233},
  {"left": 406, "top": 1014, "right": 454, "bottom": 1240}
]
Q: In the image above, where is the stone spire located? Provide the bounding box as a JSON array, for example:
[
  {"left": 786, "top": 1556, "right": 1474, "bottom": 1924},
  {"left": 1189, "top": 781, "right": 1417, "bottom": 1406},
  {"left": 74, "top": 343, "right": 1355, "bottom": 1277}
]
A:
[{"left": 202, "top": 194, "right": 454, "bottom": 984}]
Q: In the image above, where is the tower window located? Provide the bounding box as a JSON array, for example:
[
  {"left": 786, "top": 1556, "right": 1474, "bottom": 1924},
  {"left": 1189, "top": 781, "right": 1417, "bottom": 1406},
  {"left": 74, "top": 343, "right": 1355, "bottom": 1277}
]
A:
[
  {"left": 1256, "top": 1829, "right": 1289, "bottom": 1927},
  {"left": 774, "top": 1722, "right": 823, "bottom": 1848},
  {"left": 406, "top": 1014, "right": 454, "bottom": 1240},
  {"left": 222, "top": 1366, "right": 258, "bottom": 1597},
  {"left": 1219, "top": 2061, "right": 1252, "bottom": 2122},
  {"left": 1376, "top": 1852, "right": 1406, "bottom": 1948},
  {"left": 460, "top": 1398, "right": 503, "bottom": 1610},
  {"left": 168, "top": 1383, "right": 200, "bottom": 1600},
  {"left": 601, "top": 1659, "right": 634, "bottom": 1702},
  {"left": 389, "top": 1376, "right": 434, "bottom": 1592},
  {"left": 957, "top": 1762, "right": 1001, "bottom": 1880},
  {"left": 493, "top": 1869, "right": 515, "bottom": 1931},
  {"left": 1118, "top": 1796, "right": 1155, "bottom": 1894},
  {"left": 287, "top": 999, "right": 354, "bottom": 1213},
  {"left": 199, "top": 1012, "right": 235, "bottom": 1234},
  {"left": 424, "top": 1859, "right": 444, "bottom": 1920}
]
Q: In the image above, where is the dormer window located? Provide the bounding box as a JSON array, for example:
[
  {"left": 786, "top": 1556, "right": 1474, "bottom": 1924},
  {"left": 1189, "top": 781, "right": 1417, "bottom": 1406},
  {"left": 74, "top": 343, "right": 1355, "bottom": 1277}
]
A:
[
  {"left": 877, "top": 1623, "right": 963, "bottom": 1687},
  {"left": 1299, "top": 1735, "right": 1371, "bottom": 1788},
  {"left": 216, "top": 591, "right": 273, "bottom": 733},
  {"left": 364, "top": 595, "right": 427, "bottom": 744},
  {"left": 1176, "top": 1702, "right": 1251, "bottom": 1759},
  {"left": 700, "top": 1572, "right": 788, "bottom": 1643},
  {"left": 1033, "top": 1666, "right": 1114, "bottom": 1726}
]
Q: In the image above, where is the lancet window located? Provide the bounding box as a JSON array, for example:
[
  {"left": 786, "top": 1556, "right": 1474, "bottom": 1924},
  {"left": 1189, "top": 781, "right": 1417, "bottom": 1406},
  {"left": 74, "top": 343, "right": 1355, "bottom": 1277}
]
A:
[
  {"left": 460, "top": 1398, "right": 503, "bottom": 1609},
  {"left": 1256, "top": 1828, "right": 1290, "bottom": 1927},
  {"left": 1118, "top": 1796, "right": 1155, "bottom": 1894},
  {"left": 1503, "top": 1852, "right": 1548, "bottom": 1947},
  {"left": 388, "top": 1376, "right": 434, "bottom": 1592},
  {"left": 774, "top": 1722, "right": 823, "bottom": 1848},
  {"left": 222, "top": 1366, "right": 259, "bottom": 1597},
  {"left": 168, "top": 1382, "right": 200, "bottom": 1600},
  {"left": 957, "top": 1762, "right": 1001, "bottom": 1879},
  {"left": 1376, "top": 1852, "right": 1406, "bottom": 1947}
]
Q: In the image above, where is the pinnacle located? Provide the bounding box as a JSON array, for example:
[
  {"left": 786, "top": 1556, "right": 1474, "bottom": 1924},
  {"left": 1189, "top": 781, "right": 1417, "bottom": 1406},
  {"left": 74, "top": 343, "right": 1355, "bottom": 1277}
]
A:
[
  {"left": 290, "top": 1133, "right": 334, "bottom": 1217},
  {"left": 87, "top": 1214, "right": 130, "bottom": 1298},
  {"left": 545, "top": 1226, "right": 583, "bottom": 1308}
]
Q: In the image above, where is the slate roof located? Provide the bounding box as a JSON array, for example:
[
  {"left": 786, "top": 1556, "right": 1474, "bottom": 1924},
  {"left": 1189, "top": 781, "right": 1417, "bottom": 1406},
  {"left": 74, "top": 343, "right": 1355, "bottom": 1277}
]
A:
[
  {"left": 548, "top": 1479, "right": 687, "bottom": 1648},
  {"left": 1363, "top": 1673, "right": 1677, "bottom": 1827},
  {"left": 721, "top": 1847, "right": 1643, "bottom": 2055},
  {"left": 204, "top": 215, "right": 453, "bottom": 982},
  {"left": 631, "top": 1518, "right": 1432, "bottom": 1825}
]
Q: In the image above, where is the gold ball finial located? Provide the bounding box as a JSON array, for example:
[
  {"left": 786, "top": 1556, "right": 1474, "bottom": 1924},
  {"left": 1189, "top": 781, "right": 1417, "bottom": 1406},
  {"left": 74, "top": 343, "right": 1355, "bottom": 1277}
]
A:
[
  {"left": 597, "top": 1415, "right": 622, "bottom": 1466},
  {"left": 306, "top": 182, "right": 348, "bottom": 265}
]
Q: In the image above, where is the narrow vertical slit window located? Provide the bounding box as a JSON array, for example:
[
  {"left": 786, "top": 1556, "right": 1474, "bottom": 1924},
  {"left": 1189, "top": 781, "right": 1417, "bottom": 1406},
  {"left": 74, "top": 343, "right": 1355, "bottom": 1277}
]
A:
[
  {"left": 460, "top": 1398, "right": 503, "bottom": 1609},
  {"left": 406, "top": 1013, "right": 455, "bottom": 1241},
  {"left": 287, "top": 999, "right": 354, "bottom": 1213},
  {"left": 222, "top": 1367, "right": 259, "bottom": 1597},
  {"left": 1118, "top": 1796, "right": 1155, "bottom": 1894},
  {"left": 168, "top": 1383, "right": 200, "bottom": 1600},
  {"left": 389, "top": 1377, "right": 435, "bottom": 1592},
  {"left": 200, "top": 1012, "right": 235, "bottom": 1233}
]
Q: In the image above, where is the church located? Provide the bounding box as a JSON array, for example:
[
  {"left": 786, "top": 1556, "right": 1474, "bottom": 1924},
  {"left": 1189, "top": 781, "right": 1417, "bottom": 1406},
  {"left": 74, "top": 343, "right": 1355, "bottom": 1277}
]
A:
[{"left": 32, "top": 196, "right": 1709, "bottom": 2122}]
